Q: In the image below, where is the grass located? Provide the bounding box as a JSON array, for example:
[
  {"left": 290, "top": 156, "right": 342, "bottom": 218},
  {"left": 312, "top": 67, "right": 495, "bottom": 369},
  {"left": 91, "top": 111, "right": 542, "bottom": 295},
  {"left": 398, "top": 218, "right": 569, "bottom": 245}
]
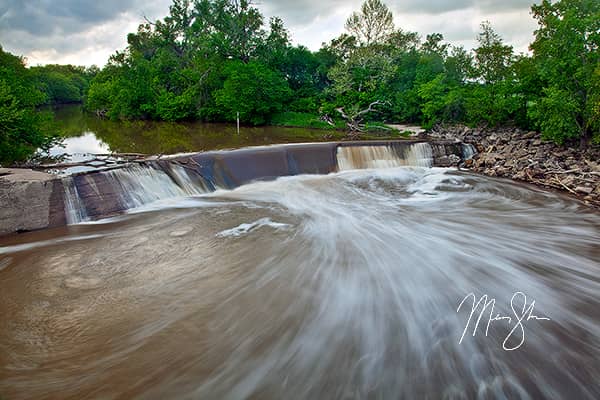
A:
[
  {"left": 363, "top": 122, "right": 411, "bottom": 138},
  {"left": 270, "top": 112, "right": 345, "bottom": 130},
  {"left": 270, "top": 112, "right": 413, "bottom": 141}
]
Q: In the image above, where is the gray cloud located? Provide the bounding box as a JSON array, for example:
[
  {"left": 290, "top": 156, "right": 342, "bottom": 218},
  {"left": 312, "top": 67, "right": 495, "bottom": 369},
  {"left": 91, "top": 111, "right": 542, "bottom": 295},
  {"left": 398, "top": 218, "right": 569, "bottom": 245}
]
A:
[
  {"left": 0, "top": 0, "right": 169, "bottom": 65},
  {"left": 0, "top": 0, "right": 160, "bottom": 35},
  {"left": 0, "top": 0, "right": 537, "bottom": 66},
  {"left": 389, "top": 0, "right": 534, "bottom": 15}
]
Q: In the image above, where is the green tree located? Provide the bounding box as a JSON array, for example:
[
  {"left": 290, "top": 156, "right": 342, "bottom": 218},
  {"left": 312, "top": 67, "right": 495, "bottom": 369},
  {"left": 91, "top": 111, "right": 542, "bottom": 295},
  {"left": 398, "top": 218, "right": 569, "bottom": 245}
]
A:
[
  {"left": 0, "top": 47, "right": 58, "bottom": 165},
  {"left": 345, "top": 0, "right": 395, "bottom": 46},
  {"left": 214, "top": 61, "right": 291, "bottom": 124},
  {"left": 529, "top": 0, "right": 600, "bottom": 145},
  {"left": 465, "top": 22, "right": 519, "bottom": 126},
  {"left": 473, "top": 21, "right": 514, "bottom": 85}
]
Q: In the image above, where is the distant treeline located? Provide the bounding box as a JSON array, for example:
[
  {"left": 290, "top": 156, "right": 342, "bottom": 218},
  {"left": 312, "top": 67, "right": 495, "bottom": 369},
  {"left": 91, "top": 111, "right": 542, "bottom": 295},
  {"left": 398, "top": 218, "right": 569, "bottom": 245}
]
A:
[
  {"left": 0, "top": 0, "right": 598, "bottom": 165},
  {"left": 31, "top": 64, "right": 98, "bottom": 105},
  {"left": 85, "top": 0, "right": 599, "bottom": 146}
]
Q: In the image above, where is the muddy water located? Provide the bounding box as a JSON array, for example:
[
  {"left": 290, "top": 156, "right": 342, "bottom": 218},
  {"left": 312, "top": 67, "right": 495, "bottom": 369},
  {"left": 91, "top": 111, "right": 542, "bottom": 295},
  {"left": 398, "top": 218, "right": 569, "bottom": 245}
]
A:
[
  {"left": 48, "top": 105, "right": 348, "bottom": 159},
  {"left": 0, "top": 168, "right": 599, "bottom": 399}
]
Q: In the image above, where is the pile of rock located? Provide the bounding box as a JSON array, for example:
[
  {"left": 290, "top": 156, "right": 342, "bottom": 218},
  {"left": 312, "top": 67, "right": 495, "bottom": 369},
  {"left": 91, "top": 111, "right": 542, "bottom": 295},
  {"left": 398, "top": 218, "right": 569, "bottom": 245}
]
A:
[{"left": 429, "top": 125, "right": 600, "bottom": 208}]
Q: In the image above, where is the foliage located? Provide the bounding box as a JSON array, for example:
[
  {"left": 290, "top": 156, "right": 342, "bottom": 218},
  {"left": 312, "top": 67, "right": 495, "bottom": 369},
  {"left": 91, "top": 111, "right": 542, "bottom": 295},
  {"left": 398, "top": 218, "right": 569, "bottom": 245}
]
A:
[
  {"left": 214, "top": 61, "right": 291, "bottom": 125},
  {"left": 270, "top": 112, "right": 340, "bottom": 129},
  {"left": 30, "top": 64, "right": 97, "bottom": 104},
  {"left": 0, "top": 47, "right": 58, "bottom": 165},
  {"left": 529, "top": 0, "right": 600, "bottom": 145},
  {"left": 345, "top": 0, "right": 395, "bottom": 46}
]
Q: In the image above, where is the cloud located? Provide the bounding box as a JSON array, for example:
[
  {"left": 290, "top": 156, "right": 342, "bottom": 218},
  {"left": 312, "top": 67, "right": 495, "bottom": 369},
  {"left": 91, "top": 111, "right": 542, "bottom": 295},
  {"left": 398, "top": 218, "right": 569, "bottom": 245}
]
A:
[
  {"left": 0, "top": 0, "right": 170, "bottom": 65},
  {"left": 259, "top": 0, "right": 536, "bottom": 54},
  {"left": 0, "top": 0, "right": 538, "bottom": 66},
  {"left": 388, "top": 0, "right": 534, "bottom": 15},
  {"left": 0, "top": 0, "right": 164, "bottom": 35}
]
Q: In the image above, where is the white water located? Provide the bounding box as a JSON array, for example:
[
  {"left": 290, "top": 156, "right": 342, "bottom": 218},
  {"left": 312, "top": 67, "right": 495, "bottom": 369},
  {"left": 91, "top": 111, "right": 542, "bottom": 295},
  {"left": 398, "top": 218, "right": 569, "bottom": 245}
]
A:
[
  {"left": 62, "top": 177, "right": 89, "bottom": 224},
  {"left": 62, "top": 164, "right": 209, "bottom": 224},
  {"left": 104, "top": 164, "right": 205, "bottom": 209},
  {"left": 61, "top": 144, "right": 438, "bottom": 225},
  {"left": 2, "top": 166, "right": 600, "bottom": 399},
  {"left": 336, "top": 143, "right": 433, "bottom": 170},
  {"left": 462, "top": 143, "right": 477, "bottom": 160},
  {"left": 216, "top": 218, "right": 291, "bottom": 238}
]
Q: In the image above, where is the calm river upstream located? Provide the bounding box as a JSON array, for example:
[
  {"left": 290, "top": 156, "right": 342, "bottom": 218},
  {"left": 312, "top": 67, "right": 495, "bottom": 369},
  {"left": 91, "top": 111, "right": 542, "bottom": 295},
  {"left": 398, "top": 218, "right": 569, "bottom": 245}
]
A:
[{"left": 47, "top": 105, "right": 347, "bottom": 159}]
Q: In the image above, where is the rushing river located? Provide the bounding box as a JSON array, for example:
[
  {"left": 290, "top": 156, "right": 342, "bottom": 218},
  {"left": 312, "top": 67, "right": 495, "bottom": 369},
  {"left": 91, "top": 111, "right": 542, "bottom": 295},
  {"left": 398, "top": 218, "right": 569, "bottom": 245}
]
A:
[{"left": 1, "top": 162, "right": 599, "bottom": 399}]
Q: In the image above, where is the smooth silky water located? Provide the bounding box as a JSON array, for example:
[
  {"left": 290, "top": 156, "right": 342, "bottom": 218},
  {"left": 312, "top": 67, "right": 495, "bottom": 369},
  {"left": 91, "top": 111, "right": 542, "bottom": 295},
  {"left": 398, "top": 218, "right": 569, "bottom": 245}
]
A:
[{"left": 0, "top": 145, "right": 599, "bottom": 399}]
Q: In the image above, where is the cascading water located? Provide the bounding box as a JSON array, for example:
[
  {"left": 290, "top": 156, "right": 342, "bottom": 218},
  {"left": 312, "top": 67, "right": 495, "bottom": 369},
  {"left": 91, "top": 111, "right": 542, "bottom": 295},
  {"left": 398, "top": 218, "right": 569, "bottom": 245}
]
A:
[
  {"left": 60, "top": 143, "right": 440, "bottom": 224},
  {"left": 61, "top": 164, "right": 209, "bottom": 224},
  {"left": 103, "top": 164, "right": 206, "bottom": 209},
  {"left": 462, "top": 143, "right": 477, "bottom": 160},
  {"left": 336, "top": 142, "right": 433, "bottom": 170},
  {"left": 61, "top": 177, "right": 88, "bottom": 224}
]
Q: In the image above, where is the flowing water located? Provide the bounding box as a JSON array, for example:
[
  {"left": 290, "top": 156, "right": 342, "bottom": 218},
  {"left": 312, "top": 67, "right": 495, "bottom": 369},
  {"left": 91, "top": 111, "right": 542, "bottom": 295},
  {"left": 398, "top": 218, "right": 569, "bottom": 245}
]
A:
[{"left": 1, "top": 146, "right": 600, "bottom": 399}]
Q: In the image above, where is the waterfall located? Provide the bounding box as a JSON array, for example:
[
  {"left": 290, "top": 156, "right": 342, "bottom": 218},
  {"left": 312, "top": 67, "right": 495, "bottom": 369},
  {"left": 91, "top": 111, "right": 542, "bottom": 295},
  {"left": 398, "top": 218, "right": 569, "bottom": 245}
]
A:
[
  {"left": 103, "top": 164, "right": 206, "bottom": 209},
  {"left": 62, "top": 177, "right": 89, "bottom": 224},
  {"left": 61, "top": 164, "right": 210, "bottom": 224},
  {"left": 462, "top": 143, "right": 477, "bottom": 160},
  {"left": 336, "top": 143, "right": 433, "bottom": 171}
]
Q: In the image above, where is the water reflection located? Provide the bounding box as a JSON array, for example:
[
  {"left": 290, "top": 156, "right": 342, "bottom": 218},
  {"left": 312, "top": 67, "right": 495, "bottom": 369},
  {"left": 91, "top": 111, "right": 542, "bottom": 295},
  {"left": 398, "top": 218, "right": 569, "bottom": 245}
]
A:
[{"left": 51, "top": 105, "right": 346, "bottom": 158}]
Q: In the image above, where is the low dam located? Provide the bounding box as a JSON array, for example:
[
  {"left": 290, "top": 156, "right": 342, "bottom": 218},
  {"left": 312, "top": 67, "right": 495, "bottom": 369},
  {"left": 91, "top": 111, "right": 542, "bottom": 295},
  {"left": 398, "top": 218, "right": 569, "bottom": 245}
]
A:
[{"left": 0, "top": 140, "right": 472, "bottom": 234}]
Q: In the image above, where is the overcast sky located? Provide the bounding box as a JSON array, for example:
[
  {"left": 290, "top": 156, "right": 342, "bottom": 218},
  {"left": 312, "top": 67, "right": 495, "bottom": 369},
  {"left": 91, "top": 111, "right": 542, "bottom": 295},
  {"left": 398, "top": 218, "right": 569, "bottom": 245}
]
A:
[{"left": 0, "top": 0, "right": 538, "bottom": 67}]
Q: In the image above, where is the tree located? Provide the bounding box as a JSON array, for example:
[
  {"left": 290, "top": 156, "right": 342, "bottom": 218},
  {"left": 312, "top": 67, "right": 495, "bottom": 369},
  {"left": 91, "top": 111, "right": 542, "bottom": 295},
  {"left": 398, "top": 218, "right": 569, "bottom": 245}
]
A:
[
  {"left": 529, "top": 0, "right": 600, "bottom": 146},
  {"left": 464, "top": 22, "right": 520, "bottom": 126},
  {"left": 0, "top": 47, "right": 58, "bottom": 165},
  {"left": 214, "top": 61, "right": 291, "bottom": 125},
  {"left": 345, "top": 0, "right": 395, "bottom": 46},
  {"left": 421, "top": 33, "right": 449, "bottom": 57},
  {"left": 474, "top": 21, "right": 514, "bottom": 84}
]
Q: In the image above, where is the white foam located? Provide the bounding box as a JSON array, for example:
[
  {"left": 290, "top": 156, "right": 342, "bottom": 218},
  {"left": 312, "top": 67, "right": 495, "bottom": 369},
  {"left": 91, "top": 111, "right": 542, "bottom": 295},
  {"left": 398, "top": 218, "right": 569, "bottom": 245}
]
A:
[{"left": 216, "top": 218, "right": 291, "bottom": 238}]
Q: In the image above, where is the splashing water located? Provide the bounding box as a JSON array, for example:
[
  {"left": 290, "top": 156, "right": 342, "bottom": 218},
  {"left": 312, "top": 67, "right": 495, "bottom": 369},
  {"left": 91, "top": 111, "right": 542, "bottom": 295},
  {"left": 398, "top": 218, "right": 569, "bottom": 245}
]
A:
[
  {"left": 336, "top": 143, "right": 433, "bottom": 170},
  {"left": 1, "top": 167, "right": 599, "bottom": 399}
]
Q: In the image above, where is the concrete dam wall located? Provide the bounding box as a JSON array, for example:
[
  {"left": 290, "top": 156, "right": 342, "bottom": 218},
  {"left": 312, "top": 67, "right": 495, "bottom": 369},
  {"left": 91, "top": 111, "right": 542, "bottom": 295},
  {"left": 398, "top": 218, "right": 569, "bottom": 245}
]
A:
[{"left": 0, "top": 140, "right": 474, "bottom": 235}]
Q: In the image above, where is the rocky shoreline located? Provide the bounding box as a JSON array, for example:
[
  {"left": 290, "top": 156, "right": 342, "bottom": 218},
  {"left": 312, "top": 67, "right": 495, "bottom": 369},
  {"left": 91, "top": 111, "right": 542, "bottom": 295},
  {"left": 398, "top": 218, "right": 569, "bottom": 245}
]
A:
[{"left": 429, "top": 125, "right": 600, "bottom": 208}]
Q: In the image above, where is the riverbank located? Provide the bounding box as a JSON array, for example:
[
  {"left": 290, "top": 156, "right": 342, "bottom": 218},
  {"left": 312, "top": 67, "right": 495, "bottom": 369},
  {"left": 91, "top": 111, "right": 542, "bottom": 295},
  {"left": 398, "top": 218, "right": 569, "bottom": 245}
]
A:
[
  {"left": 431, "top": 125, "right": 600, "bottom": 208},
  {"left": 270, "top": 112, "right": 410, "bottom": 138}
]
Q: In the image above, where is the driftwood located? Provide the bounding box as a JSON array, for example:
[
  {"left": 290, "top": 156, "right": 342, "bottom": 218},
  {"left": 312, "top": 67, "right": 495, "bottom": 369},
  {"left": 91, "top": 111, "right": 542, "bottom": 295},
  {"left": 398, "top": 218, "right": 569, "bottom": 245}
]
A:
[
  {"left": 335, "top": 100, "right": 388, "bottom": 133},
  {"left": 320, "top": 114, "right": 336, "bottom": 127}
]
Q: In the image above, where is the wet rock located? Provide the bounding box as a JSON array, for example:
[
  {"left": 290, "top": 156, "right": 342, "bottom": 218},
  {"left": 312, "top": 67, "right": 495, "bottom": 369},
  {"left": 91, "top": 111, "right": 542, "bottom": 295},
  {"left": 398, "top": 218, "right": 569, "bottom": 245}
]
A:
[{"left": 432, "top": 125, "right": 600, "bottom": 208}]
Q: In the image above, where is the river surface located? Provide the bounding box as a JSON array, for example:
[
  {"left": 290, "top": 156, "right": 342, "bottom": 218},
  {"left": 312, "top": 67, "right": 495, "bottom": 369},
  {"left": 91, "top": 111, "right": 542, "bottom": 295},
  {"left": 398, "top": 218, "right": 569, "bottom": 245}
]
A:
[
  {"left": 48, "top": 105, "right": 347, "bottom": 160},
  {"left": 0, "top": 165, "right": 599, "bottom": 399}
]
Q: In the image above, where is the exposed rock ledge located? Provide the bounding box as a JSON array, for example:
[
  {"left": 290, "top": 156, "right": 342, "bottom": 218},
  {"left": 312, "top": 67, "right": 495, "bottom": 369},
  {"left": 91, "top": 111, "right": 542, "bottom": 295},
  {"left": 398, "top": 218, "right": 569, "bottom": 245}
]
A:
[
  {"left": 429, "top": 126, "right": 600, "bottom": 208},
  {"left": 0, "top": 168, "right": 66, "bottom": 234}
]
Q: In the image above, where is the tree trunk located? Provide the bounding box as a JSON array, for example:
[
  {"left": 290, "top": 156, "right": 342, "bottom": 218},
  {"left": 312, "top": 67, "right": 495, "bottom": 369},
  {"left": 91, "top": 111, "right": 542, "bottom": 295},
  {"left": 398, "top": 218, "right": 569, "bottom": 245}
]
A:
[{"left": 580, "top": 128, "right": 591, "bottom": 150}]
